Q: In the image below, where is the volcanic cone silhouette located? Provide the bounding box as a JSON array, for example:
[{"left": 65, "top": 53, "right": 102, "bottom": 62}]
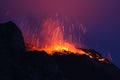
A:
[{"left": 0, "top": 21, "right": 120, "bottom": 80}]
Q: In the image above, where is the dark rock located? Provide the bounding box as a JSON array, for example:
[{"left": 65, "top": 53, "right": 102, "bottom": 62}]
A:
[
  {"left": 51, "top": 51, "right": 120, "bottom": 80},
  {"left": 0, "top": 21, "right": 26, "bottom": 80},
  {"left": 14, "top": 51, "right": 65, "bottom": 80},
  {"left": 0, "top": 22, "right": 64, "bottom": 80},
  {"left": 0, "top": 21, "right": 26, "bottom": 52},
  {"left": 0, "top": 21, "right": 120, "bottom": 80}
]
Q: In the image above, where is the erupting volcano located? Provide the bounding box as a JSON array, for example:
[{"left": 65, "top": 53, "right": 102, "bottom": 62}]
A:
[
  {"left": 20, "top": 16, "right": 110, "bottom": 64},
  {"left": 1, "top": 0, "right": 120, "bottom": 79},
  {"left": 0, "top": 20, "right": 120, "bottom": 80},
  {"left": 26, "top": 17, "right": 84, "bottom": 54}
]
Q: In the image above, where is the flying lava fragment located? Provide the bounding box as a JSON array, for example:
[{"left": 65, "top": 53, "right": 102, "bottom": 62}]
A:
[{"left": 20, "top": 16, "right": 110, "bottom": 64}]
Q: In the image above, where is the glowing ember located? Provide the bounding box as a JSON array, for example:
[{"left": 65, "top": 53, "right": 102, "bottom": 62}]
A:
[
  {"left": 20, "top": 16, "right": 110, "bottom": 64},
  {"left": 25, "top": 17, "right": 85, "bottom": 55}
]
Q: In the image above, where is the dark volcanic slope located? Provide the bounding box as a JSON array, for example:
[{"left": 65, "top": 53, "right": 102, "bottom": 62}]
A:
[
  {"left": 0, "top": 21, "right": 120, "bottom": 80},
  {"left": 0, "top": 21, "right": 26, "bottom": 80},
  {"left": 52, "top": 51, "right": 120, "bottom": 80},
  {"left": 0, "top": 22, "right": 64, "bottom": 80}
]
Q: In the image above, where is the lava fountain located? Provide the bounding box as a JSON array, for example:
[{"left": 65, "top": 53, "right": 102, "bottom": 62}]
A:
[
  {"left": 20, "top": 16, "right": 110, "bottom": 63},
  {"left": 25, "top": 17, "right": 85, "bottom": 55}
]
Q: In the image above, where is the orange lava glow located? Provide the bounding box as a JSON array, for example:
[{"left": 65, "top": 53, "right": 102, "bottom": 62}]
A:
[
  {"left": 31, "top": 42, "right": 85, "bottom": 55},
  {"left": 20, "top": 16, "right": 110, "bottom": 64},
  {"left": 26, "top": 17, "right": 85, "bottom": 55}
]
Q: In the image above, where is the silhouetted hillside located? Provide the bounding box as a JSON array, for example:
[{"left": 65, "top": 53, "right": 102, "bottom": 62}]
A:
[
  {"left": 0, "top": 21, "right": 120, "bottom": 80},
  {"left": 0, "top": 22, "right": 64, "bottom": 80},
  {"left": 51, "top": 51, "right": 120, "bottom": 80}
]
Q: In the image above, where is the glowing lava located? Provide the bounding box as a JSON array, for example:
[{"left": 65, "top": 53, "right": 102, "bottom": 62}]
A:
[
  {"left": 26, "top": 17, "right": 85, "bottom": 55},
  {"left": 20, "top": 16, "right": 110, "bottom": 64}
]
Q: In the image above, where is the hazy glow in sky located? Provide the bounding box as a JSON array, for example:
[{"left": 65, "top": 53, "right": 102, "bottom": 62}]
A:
[{"left": 0, "top": 0, "right": 118, "bottom": 19}]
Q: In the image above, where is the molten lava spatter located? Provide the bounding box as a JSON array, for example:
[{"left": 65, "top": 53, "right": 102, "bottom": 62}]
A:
[
  {"left": 26, "top": 17, "right": 85, "bottom": 55},
  {"left": 21, "top": 17, "right": 110, "bottom": 64}
]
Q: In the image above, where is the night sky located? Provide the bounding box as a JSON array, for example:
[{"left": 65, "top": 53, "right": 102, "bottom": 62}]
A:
[{"left": 0, "top": 0, "right": 120, "bottom": 67}]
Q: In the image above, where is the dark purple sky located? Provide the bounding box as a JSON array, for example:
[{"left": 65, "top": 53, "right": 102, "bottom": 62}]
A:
[{"left": 0, "top": 0, "right": 120, "bottom": 67}]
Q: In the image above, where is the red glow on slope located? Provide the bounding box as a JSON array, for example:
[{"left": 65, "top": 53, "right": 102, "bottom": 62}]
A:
[{"left": 20, "top": 16, "right": 110, "bottom": 64}]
